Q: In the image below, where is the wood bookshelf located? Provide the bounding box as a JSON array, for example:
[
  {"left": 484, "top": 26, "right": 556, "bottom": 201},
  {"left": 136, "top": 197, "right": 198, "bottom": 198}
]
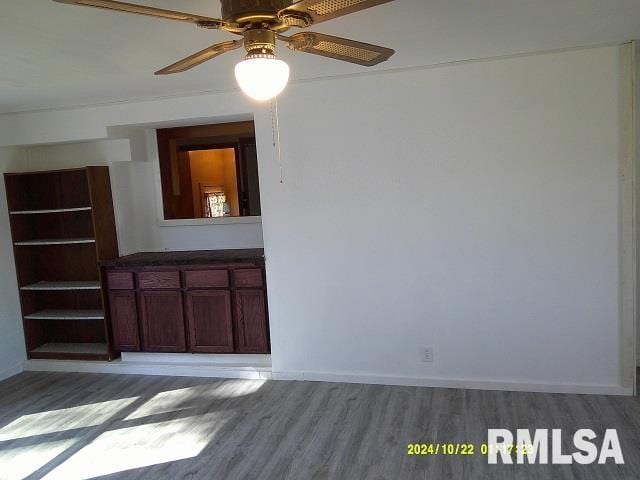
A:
[{"left": 5, "top": 167, "right": 119, "bottom": 361}]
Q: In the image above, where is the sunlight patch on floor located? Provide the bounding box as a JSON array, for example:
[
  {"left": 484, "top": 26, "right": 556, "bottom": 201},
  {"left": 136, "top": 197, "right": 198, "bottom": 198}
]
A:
[
  {"left": 0, "top": 438, "right": 78, "bottom": 480},
  {"left": 42, "top": 413, "right": 227, "bottom": 480},
  {"left": 125, "top": 379, "right": 266, "bottom": 420},
  {"left": 0, "top": 397, "right": 138, "bottom": 441},
  {"left": 124, "top": 385, "right": 207, "bottom": 421}
]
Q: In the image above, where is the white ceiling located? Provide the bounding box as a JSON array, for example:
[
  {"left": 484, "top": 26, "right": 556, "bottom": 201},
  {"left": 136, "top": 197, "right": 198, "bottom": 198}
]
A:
[{"left": 1, "top": 0, "right": 640, "bottom": 113}]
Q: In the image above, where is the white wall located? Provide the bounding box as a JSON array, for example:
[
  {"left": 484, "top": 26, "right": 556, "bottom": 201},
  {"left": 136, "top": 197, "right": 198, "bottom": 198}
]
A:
[
  {"left": 260, "top": 46, "right": 625, "bottom": 390},
  {"left": 0, "top": 148, "right": 26, "bottom": 380},
  {"left": 0, "top": 45, "right": 632, "bottom": 393}
]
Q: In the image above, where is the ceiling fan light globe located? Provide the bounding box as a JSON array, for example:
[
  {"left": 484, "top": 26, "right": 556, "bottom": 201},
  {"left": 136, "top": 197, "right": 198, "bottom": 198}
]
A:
[{"left": 234, "top": 56, "right": 290, "bottom": 102}]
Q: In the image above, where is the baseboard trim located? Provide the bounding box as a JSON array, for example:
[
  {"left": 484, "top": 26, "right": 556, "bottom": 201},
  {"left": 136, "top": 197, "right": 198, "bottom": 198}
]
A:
[
  {"left": 20, "top": 360, "right": 630, "bottom": 396},
  {"left": 0, "top": 362, "right": 24, "bottom": 382},
  {"left": 24, "top": 358, "right": 271, "bottom": 380},
  {"left": 272, "top": 370, "right": 633, "bottom": 396},
  {"left": 120, "top": 352, "right": 271, "bottom": 367}
]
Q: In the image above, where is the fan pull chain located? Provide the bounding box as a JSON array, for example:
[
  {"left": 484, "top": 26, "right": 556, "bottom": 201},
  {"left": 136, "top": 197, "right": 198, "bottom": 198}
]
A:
[{"left": 270, "top": 98, "right": 284, "bottom": 184}]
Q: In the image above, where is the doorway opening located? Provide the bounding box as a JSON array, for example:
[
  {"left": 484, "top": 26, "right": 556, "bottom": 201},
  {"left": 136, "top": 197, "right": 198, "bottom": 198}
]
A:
[{"left": 187, "top": 147, "right": 238, "bottom": 218}]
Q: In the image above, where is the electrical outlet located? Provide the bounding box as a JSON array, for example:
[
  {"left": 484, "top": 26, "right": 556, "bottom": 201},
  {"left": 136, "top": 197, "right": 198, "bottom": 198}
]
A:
[{"left": 422, "top": 348, "right": 434, "bottom": 363}]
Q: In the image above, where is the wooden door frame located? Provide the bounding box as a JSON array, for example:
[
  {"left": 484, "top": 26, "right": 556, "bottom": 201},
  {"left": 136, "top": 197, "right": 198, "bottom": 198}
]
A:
[{"left": 155, "top": 121, "right": 255, "bottom": 220}]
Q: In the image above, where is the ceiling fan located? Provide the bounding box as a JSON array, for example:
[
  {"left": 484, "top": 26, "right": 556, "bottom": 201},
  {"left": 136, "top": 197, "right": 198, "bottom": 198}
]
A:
[{"left": 53, "top": 0, "right": 396, "bottom": 101}]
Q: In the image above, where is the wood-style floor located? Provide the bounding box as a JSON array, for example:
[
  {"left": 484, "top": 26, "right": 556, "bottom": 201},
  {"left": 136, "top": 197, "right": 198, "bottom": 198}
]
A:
[{"left": 0, "top": 372, "right": 639, "bottom": 480}]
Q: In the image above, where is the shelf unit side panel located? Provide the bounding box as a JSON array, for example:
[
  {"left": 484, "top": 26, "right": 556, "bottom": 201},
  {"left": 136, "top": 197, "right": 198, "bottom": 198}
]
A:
[{"left": 87, "top": 167, "right": 119, "bottom": 262}]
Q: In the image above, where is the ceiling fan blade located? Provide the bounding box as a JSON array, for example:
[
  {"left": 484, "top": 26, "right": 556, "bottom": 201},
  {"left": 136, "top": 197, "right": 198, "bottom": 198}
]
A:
[
  {"left": 53, "top": 0, "right": 223, "bottom": 25},
  {"left": 279, "top": 0, "right": 394, "bottom": 25},
  {"left": 283, "top": 32, "right": 394, "bottom": 66},
  {"left": 155, "top": 40, "right": 243, "bottom": 75}
]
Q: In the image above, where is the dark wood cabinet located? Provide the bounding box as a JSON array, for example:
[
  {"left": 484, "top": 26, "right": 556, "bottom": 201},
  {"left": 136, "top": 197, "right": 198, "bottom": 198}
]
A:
[
  {"left": 108, "top": 291, "right": 139, "bottom": 351},
  {"left": 234, "top": 290, "right": 269, "bottom": 353},
  {"left": 185, "top": 290, "right": 234, "bottom": 353},
  {"left": 102, "top": 249, "right": 269, "bottom": 355},
  {"left": 138, "top": 290, "right": 186, "bottom": 352}
]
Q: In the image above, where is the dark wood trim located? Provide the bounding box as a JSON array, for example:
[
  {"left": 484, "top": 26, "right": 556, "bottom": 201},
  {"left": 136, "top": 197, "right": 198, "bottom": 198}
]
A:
[
  {"left": 236, "top": 138, "right": 261, "bottom": 216},
  {"left": 177, "top": 141, "right": 239, "bottom": 152},
  {"left": 4, "top": 167, "right": 90, "bottom": 176}
]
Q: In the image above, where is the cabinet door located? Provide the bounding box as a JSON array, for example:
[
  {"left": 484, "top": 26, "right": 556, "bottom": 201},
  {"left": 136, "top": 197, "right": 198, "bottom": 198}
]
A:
[
  {"left": 138, "top": 290, "right": 186, "bottom": 352},
  {"left": 185, "top": 290, "right": 234, "bottom": 353},
  {"left": 108, "top": 291, "right": 140, "bottom": 351},
  {"left": 233, "top": 290, "right": 269, "bottom": 353}
]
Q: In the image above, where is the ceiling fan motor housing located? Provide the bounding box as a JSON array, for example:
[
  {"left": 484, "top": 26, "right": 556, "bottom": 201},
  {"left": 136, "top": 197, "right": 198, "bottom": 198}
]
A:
[
  {"left": 221, "top": 0, "right": 293, "bottom": 23},
  {"left": 243, "top": 28, "right": 277, "bottom": 55}
]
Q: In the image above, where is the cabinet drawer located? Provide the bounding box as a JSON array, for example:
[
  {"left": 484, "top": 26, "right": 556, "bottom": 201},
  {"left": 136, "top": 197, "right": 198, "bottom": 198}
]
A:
[
  {"left": 138, "top": 271, "right": 180, "bottom": 290},
  {"left": 185, "top": 270, "right": 229, "bottom": 289},
  {"left": 107, "top": 272, "right": 134, "bottom": 290},
  {"left": 234, "top": 269, "right": 264, "bottom": 288}
]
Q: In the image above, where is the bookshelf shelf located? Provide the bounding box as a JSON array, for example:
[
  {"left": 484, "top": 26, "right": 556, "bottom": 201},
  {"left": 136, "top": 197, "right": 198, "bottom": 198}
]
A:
[
  {"left": 11, "top": 207, "right": 92, "bottom": 215},
  {"left": 21, "top": 281, "right": 102, "bottom": 291},
  {"left": 15, "top": 238, "right": 95, "bottom": 246},
  {"left": 25, "top": 309, "right": 105, "bottom": 320},
  {"left": 30, "top": 342, "right": 109, "bottom": 360}
]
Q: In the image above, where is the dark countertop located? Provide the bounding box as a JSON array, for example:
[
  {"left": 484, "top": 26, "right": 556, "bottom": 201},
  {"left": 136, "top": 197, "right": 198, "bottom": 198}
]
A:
[{"left": 101, "top": 248, "right": 264, "bottom": 268}]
